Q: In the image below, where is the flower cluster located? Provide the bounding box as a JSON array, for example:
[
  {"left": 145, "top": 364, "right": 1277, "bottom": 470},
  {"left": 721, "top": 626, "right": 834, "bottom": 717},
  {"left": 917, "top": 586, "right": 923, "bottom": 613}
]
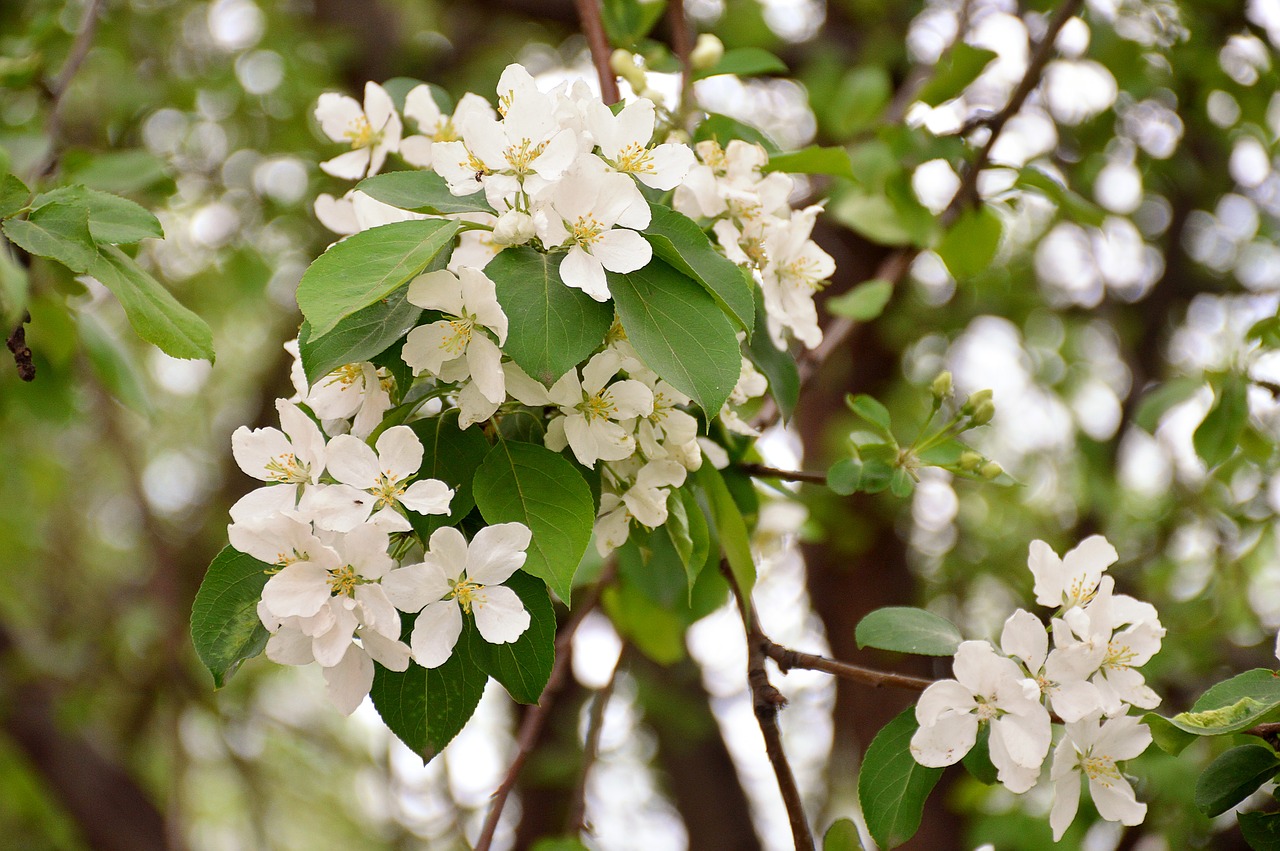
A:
[{"left": 910, "top": 536, "right": 1163, "bottom": 840}]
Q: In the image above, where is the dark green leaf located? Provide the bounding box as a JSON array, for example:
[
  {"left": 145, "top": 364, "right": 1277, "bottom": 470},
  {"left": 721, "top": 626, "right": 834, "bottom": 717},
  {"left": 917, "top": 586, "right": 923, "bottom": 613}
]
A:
[
  {"left": 190, "top": 547, "right": 271, "bottom": 688},
  {"left": 693, "top": 114, "right": 780, "bottom": 154},
  {"left": 88, "top": 246, "right": 216, "bottom": 361},
  {"left": 466, "top": 570, "right": 555, "bottom": 704},
  {"left": 1195, "top": 744, "right": 1280, "bottom": 817},
  {"left": 473, "top": 440, "right": 595, "bottom": 602},
  {"left": 694, "top": 47, "right": 788, "bottom": 80},
  {"left": 644, "top": 204, "right": 754, "bottom": 333},
  {"left": 693, "top": 462, "right": 755, "bottom": 599},
  {"left": 299, "top": 286, "right": 422, "bottom": 385},
  {"left": 962, "top": 724, "right": 998, "bottom": 785},
  {"left": 485, "top": 247, "right": 614, "bottom": 385},
  {"left": 34, "top": 185, "right": 164, "bottom": 244},
  {"left": 666, "top": 486, "right": 711, "bottom": 596},
  {"left": 370, "top": 631, "right": 488, "bottom": 763},
  {"left": 1239, "top": 811, "right": 1280, "bottom": 851},
  {"left": 3, "top": 202, "right": 97, "bottom": 272},
  {"left": 765, "top": 145, "right": 857, "bottom": 182},
  {"left": 822, "top": 818, "right": 864, "bottom": 851},
  {"left": 858, "top": 708, "right": 943, "bottom": 849},
  {"left": 0, "top": 173, "right": 31, "bottom": 219},
  {"left": 1142, "top": 712, "right": 1198, "bottom": 756},
  {"left": 297, "top": 218, "right": 460, "bottom": 338},
  {"left": 1194, "top": 375, "right": 1248, "bottom": 468},
  {"left": 408, "top": 413, "right": 491, "bottom": 539},
  {"left": 936, "top": 205, "right": 1002, "bottom": 279},
  {"left": 856, "top": 607, "right": 962, "bottom": 656},
  {"left": 826, "top": 279, "right": 894, "bottom": 321},
  {"left": 746, "top": 284, "right": 799, "bottom": 422},
  {"left": 609, "top": 258, "right": 741, "bottom": 417},
  {"left": 355, "top": 170, "right": 495, "bottom": 215},
  {"left": 915, "top": 44, "right": 998, "bottom": 106}
]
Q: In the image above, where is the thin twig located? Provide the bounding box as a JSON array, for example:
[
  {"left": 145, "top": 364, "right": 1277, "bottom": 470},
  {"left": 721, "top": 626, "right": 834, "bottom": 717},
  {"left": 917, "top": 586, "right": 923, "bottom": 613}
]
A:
[
  {"left": 473, "top": 562, "right": 617, "bottom": 851},
  {"left": 32, "top": 0, "right": 106, "bottom": 180},
  {"left": 763, "top": 641, "right": 935, "bottom": 691},
  {"left": 7, "top": 311, "right": 34, "bottom": 381},
  {"left": 573, "top": 0, "right": 621, "bottom": 105},
  {"left": 667, "top": 0, "right": 696, "bottom": 126},
  {"left": 565, "top": 644, "right": 625, "bottom": 836},
  {"left": 738, "top": 462, "right": 827, "bottom": 486}
]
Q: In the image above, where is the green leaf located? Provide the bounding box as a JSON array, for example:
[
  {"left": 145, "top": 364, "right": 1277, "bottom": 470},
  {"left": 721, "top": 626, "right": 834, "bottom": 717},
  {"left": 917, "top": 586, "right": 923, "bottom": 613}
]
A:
[
  {"left": 915, "top": 44, "right": 998, "bottom": 106},
  {"left": 88, "top": 246, "right": 215, "bottom": 361},
  {"left": 1142, "top": 712, "right": 1198, "bottom": 756},
  {"left": 1133, "top": 378, "right": 1203, "bottom": 432},
  {"left": 1015, "top": 168, "right": 1106, "bottom": 227},
  {"left": 609, "top": 258, "right": 741, "bottom": 417},
  {"left": 765, "top": 145, "right": 857, "bottom": 182},
  {"left": 190, "top": 547, "right": 271, "bottom": 688},
  {"left": 666, "top": 486, "right": 711, "bottom": 596},
  {"left": 826, "top": 279, "right": 893, "bottom": 321},
  {"left": 1249, "top": 316, "right": 1280, "bottom": 348},
  {"left": 601, "top": 0, "right": 666, "bottom": 47},
  {"left": 693, "top": 463, "right": 755, "bottom": 599},
  {"left": 602, "top": 580, "right": 688, "bottom": 664},
  {"left": 827, "top": 66, "right": 892, "bottom": 138},
  {"left": 822, "top": 818, "right": 863, "bottom": 851},
  {"left": 858, "top": 707, "right": 943, "bottom": 849},
  {"left": 962, "top": 724, "right": 998, "bottom": 785},
  {"left": 693, "top": 114, "right": 780, "bottom": 154},
  {"left": 644, "top": 204, "right": 754, "bottom": 334},
  {"left": 1194, "top": 375, "right": 1248, "bottom": 468},
  {"left": 829, "top": 191, "right": 933, "bottom": 248},
  {"left": 33, "top": 185, "right": 163, "bottom": 244},
  {"left": 355, "top": 170, "right": 495, "bottom": 215},
  {"left": 889, "top": 466, "right": 915, "bottom": 498},
  {"left": 298, "top": 286, "right": 422, "bottom": 385},
  {"left": 0, "top": 173, "right": 31, "bottom": 219},
  {"left": 856, "top": 607, "right": 962, "bottom": 656},
  {"left": 408, "top": 413, "right": 491, "bottom": 539},
  {"left": 473, "top": 440, "right": 595, "bottom": 602},
  {"left": 1240, "top": 811, "right": 1280, "bottom": 850},
  {"left": 63, "top": 149, "right": 171, "bottom": 194},
  {"left": 935, "top": 205, "right": 1002, "bottom": 279},
  {"left": 77, "top": 311, "right": 152, "bottom": 414},
  {"left": 370, "top": 630, "right": 488, "bottom": 763},
  {"left": 3, "top": 202, "right": 97, "bottom": 272},
  {"left": 1150, "top": 669, "right": 1280, "bottom": 745},
  {"left": 745, "top": 284, "right": 799, "bottom": 422},
  {"left": 1195, "top": 744, "right": 1280, "bottom": 817},
  {"left": 466, "top": 570, "right": 555, "bottom": 704},
  {"left": 382, "top": 78, "right": 452, "bottom": 114},
  {"left": 694, "top": 47, "right": 788, "bottom": 80},
  {"left": 848, "top": 394, "right": 893, "bottom": 435},
  {"left": 827, "top": 458, "right": 862, "bottom": 495},
  {"left": 530, "top": 839, "right": 591, "bottom": 851},
  {"left": 0, "top": 245, "right": 29, "bottom": 330},
  {"left": 485, "top": 247, "right": 614, "bottom": 385},
  {"left": 297, "top": 218, "right": 460, "bottom": 338}
]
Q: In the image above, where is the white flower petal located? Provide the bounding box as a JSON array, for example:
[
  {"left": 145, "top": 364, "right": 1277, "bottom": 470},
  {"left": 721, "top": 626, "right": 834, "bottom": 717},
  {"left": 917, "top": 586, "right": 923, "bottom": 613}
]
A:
[
  {"left": 325, "top": 434, "right": 381, "bottom": 489},
  {"left": 410, "top": 599, "right": 464, "bottom": 668},
  {"left": 322, "top": 644, "right": 374, "bottom": 715},
  {"left": 383, "top": 562, "right": 451, "bottom": 613},
  {"left": 375, "top": 426, "right": 424, "bottom": 481},
  {"left": 466, "top": 522, "right": 532, "bottom": 584},
  {"left": 261, "top": 563, "right": 331, "bottom": 619},
  {"left": 473, "top": 583, "right": 531, "bottom": 644}
]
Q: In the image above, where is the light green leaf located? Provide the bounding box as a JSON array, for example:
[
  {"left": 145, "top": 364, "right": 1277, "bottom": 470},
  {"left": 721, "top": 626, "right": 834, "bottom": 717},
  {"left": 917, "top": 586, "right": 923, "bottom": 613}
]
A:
[
  {"left": 473, "top": 440, "right": 595, "bottom": 602},
  {"left": 190, "top": 547, "right": 271, "bottom": 688},
  {"left": 601, "top": 0, "right": 666, "bottom": 47},
  {"left": 1016, "top": 168, "right": 1106, "bottom": 227},
  {"left": 693, "top": 463, "right": 755, "bottom": 599},
  {"left": 3, "top": 202, "right": 97, "bottom": 272},
  {"left": 644, "top": 204, "right": 754, "bottom": 334},
  {"left": 694, "top": 47, "right": 788, "bottom": 80},
  {"left": 0, "top": 173, "right": 31, "bottom": 219},
  {"left": 355, "top": 170, "right": 495, "bottom": 215},
  {"left": 609, "top": 258, "right": 741, "bottom": 417},
  {"left": 0, "top": 245, "right": 29, "bottom": 329},
  {"left": 466, "top": 570, "right": 556, "bottom": 704},
  {"left": 935, "top": 205, "right": 1002, "bottom": 279},
  {"left": 408, "top": 412, "right": 491, "bottom": 539},
  {"left": 915, "top": 44, "right": 998, "bottom": 106},
  {"left": 370, "top": 626, "right": 488, "bottom": 763},
  {"left": 827, "top": 458, "right": 863, "bottom": 496},
  {"left": 856, "top": 607, "right": 962, "bottom": 656},
  {"left": 828, "top": 66, "right": 892, "bottom": 138},
  {"left": 829, "top": 191, "right": 933, "bottom": 248},
  {"left": 297, "top": 218, "right": 460, "bottom": 338},
  {"left": 746, "top": 284, "right": 799, "bottom": 422},
  {"left": 298, "top": 286, "right": 421, "bottom": 385},
  {"left": 1133, "top": 378, "right": 1203, "bottom": 433},
  {"left": 63, "top": 149, "right": 171, "bottom": 194},
  {"left": 693, "top": 114, "right": 780, "bottom": 154},
  {"left": 602, "top": 580, "right": 688, "bottom": 664},
  {"left": 34, "top": 185, "right": 164, "bottom": 244},
  {"left": 765, "top": 145, "right": 857, "bottom": 182},
  {"left": 822, "top": 818, "right": 864, "bottom": 851},
  {"left": 847, "top": 394, "right": 893, "bottom": 435},
  {"left": 1195, "top": 744, "right": 1280, "bottom": 817},
  {"left": 858, "top": 708, "right": 943, "bottom": 849},
  {"left": 87, "top": 246, "right": 215, "bottom": 361},
  {"left": 826, "top": 279, "right": 893, "bottom": 321},
  {"left": 77, "top": 311, "right": 152, "bottom": 414},
  {"left": 1194, "top": 375, "right": 1248, "bottom": 469},
  {"left": 485, "top": 247, "right": 614, "bottom": 385}
]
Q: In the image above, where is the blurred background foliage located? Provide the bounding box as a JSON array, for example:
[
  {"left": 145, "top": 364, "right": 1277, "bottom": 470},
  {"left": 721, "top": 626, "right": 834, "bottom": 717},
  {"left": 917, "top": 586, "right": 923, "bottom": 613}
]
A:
[{"left": 3, "top": 0, "right": 1280, "bottom": 848}]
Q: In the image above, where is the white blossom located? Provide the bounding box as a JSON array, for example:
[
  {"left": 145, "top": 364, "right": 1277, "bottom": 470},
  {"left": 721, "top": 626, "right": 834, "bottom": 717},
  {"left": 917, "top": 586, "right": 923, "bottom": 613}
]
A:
[
  {"left": 1000, "top": 608, "right": 1104, "bottom": 723},
  {"left": 588, "top": 98, "right": 694, "bottom": 190},
  {"left": 545, "top": 350, "right": 654, "bottom": 467},
  {"left": 1050, "top": 714, "right": 1152, "bottom": 841},
  {"left": 1029, "top": 535, "right": 1119, "bottom": 610},
  {"left": 315, "top": 82, "right": 402, "bottom": 180},
  {"left": 402, "top": 267, "right": 509, "bottom": 405},
  {"left": 232, "top": 399, "right": 327, "bottom": 490}
]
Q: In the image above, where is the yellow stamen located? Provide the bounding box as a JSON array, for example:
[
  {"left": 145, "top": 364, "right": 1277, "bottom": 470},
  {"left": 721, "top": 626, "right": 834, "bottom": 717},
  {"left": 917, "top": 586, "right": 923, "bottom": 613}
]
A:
[
  {"left": 615, "top": 142, "right": 655, "bottom": 174},
  {"left": 450, "top": 578, "right": 485, "bottom": 614},
  {"left": 328, "top": 564, "right": 360, "bottom": 597},
  {"left": 343, "top": 116, "right": 380, "bottom": 150},
  {"left": 571, "top": 215, "right": 606, "bottom": 248},
  {"left": 578, "top": 389, "right": 617, "bottom": 423},
  {"left": 264, "top": 452, "right": 310, "bottom": 484}
]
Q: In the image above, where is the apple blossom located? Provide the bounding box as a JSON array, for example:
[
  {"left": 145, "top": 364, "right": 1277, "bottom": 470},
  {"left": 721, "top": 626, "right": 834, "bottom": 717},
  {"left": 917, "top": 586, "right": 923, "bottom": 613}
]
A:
[{"left": 315, "top": 82, "right": 402, "bottom": 180}]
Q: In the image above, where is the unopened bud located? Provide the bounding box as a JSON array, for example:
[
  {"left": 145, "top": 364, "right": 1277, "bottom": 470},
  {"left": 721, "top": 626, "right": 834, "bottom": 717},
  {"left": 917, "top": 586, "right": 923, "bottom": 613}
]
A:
[
  {"left": 959, "top": 451, "right": 983, "bottom": 471},
  {"left": 690, "top": 33, "right": 725, "bottom": 70},
  {"left": 610, "top": 50, "right": 646, "bottom": 90},
  {"left": 979, "top": 461, "right": 1003, "bottom": 480},
  {"left": 492, "top": 210, "right": 535, "bottom": 246},
  {"left": 970, "top": 399, "right": 995, "bottom": 426},
  {"left": 961, "top": 388, "right": 993, "bottom": 414},
  {"left": 931, "top": 371, "right": 953, "bottom": 399},
  {"left": 639, "top": 86, "right": 666, "bottom": 107}
]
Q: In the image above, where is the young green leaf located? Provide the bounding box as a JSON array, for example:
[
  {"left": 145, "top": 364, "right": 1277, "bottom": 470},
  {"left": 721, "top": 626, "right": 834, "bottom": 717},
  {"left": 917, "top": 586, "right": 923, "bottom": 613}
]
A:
[
  {"left": 765, "top": 145, "right": 858, "bottom": 182},
  {"left": 827, "top": 458, "right": 863, "bottom": 495},
  {"left": 34, "top": 185, "right": 164, "bottom": 244},
  {"left": 298, "top": 285, "right": 422, "bottom": 385},
  {"left": 0, "top": 173, "right": 31, "bottom": 219},
  {"left": 190, "top": 547, "right": 271, "bottom": 688},
  {"left": 609, "top": 258, "right": 741, "bottom": 418},
  {"left": 485, "top": 246, "right": 614, "bottom": 385},
  {"left": 465, "top": 570, "right": 555, "bottom": 704},
  {"left": 3, "top": 201, "right": 97, "bottom": 272},
  {"left": 408, "top": 413, "right": 491, "bottom": 539},
  {"left": 858, "top": 707, "right": 943, "bottom": 849},
  {"left": 847, "top": 394, "right": 894, "bottom": 436},
  {"left": 370, "top": 629, "right": 488, "bottom": 763},
  {"left": 1194, "top": 375, "right": 1248, "bottom": 468},
  {"left": 78, "top": 311, "right": 152, "bottom": 414},
  {"left": 1133, "top": 378, "right": 1203, "bottom": 432},
  {"left": 1151, "top": 669, "right": 1280, "bottom": 745},
  {"left": 822, "top": 818, "right": 864, "bottom": 851},
  {"left": 473, "top": 440, "right": 595, "bottom": 602},
  {"left": 914, "top": 44, "right": 998, "bottom": 106},
  {"left": 644, "top": 204, "right": 754, "bottom": 333},
  {"left": 856, "top": 607, "right": 963, "bottom": 656},
  {"left": 694, "top": 47, "right": 788, "bottom": 80},
  {"left": 693, "top": 114, "right": 780, "bottom": 154},
  {"left": 297, "top": 218, "right": 460, "bottom": 338},
  {"left": 1015, "top": 168, "right": 1106, "bottom": 227},
  {"left": 601, "top": 0, "right": 666, "bottom": 47},
  {"left": 88, "top": 246, "right": 216, "bottom": 361},
  {"left": 1194, "top": 744, "right": 1280, "bottom": 817},
  {"left": 693, "top": 463, "right": 755, "bottom": 599},
  {"left": 935, "top": 205, "right": 1002, "bottom": 279},
  {"left": 826, "top": 279, "right": 893, "bottom": 321},
  {"left": 355, "top": 170, "right": 495, "bottom": 215}
]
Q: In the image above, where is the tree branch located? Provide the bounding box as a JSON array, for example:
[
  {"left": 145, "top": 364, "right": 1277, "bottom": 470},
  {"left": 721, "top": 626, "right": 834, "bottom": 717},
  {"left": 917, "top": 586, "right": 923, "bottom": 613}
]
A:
[
  {"left": 573, "top": 0, "right": 620, "bottom": 105},
  {"left": 738, "top": 462, "right": 827, "bottom": 486},
  {"left": 32, "top": 0, "right": 106, "bottom": 180},
  {"left": 6, "top": 311, "right": 34, "bottom": 382},
  {"left": 565, "top": 644, "right": 624, "bottom": 836},
  {"left": 667, "top": 0, "right": 696, "bottom": 125},
  {"left": 473, "top": 562, "right": 617, "bottom": 851},
  {"left": 763, "top": 641, "right": 935, "bottom": 691}
]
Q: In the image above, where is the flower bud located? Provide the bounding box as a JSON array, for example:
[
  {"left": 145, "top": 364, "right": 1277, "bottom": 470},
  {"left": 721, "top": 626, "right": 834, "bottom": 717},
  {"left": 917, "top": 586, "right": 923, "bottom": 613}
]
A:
[
  {"left": 492, "top": 210, "right": 535, "bottom": 246},
  {"left": 958, "top": 451, "right": 983, "bottom": 471},
  {"left": 970, "top": 399, "right": 995, "bottom": 426},
  {"left": 980, "top": 461, "right": 1003, "bottom": 480},
  {"left": 961, "top": 388, "right": 993, "bottom": 414},
  {"left": 610, "top": 50, "right": 646, "bottom": 90},
  {"left": 690, "top": 33, "right": 725, "bottom": 70},
  {"left": 931, "top": 371, "right": 953, "bottom": 399}
]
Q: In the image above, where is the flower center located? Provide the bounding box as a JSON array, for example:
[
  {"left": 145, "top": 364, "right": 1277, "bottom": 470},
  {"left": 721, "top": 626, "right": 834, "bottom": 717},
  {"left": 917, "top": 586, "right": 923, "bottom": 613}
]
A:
[
  {"left": 1104, "top": 640, "right": 1137, "bottom": 671},
  {"left": 1081, "top": 754, "right": 1122, "bottom": 787},
  {"left": 324, "top": 363, "right": 363, "bottom": 390},
  {"left": 504, "top": 137, "right": 549, "bottom": 175},
  {"left": 439, "top": 317, "right": 474, "bottom": 356},
  {"left": 264, "top": 452, "right": 310, "bottom": 484},
  {"left": 273, "top": 547, "right": 308, "bottom": 567},
  {"left": 432, "top": 118, "right": 458, "bottom": 143},
  {"left": 344, "top": 116, "right": 380, "bottom": 150},
  {"left": 450, "top": 578, "right": 484, "bottom": 613},
  {"left": 614, "top": 142, "right": 655, "bottom": 174},
  {"left": 373, "top": 472, "right": 408, "bottom": 510},
  {"left": 578, "top": 389, "right": 617, "bottom": 423},
  {"left": 571, "top": 215, "right": 606, "bottom": 248},
  {"left": 328, "top": 564, "right": 360, "bottom": 597},
  {"left": 1066, "top": 576, "right": 1099, "bottom": 608},
  {"left": 782, "top": 256, "right": 826, "bottom": 291}
]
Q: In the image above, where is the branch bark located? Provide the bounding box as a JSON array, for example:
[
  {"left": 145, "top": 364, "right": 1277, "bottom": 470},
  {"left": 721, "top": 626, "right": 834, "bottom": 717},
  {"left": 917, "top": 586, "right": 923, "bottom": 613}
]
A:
[
  {"left": 31, "top": 0, "right": 105, "bottom": 180},
  {"left": 6, "top": 311, "right": 34, "bottom": 381},
  {"left": 573, "top": 0, "right": 620, "bottom": 105},
  {"left": 763, "top": 641, "right": 934, "bottom": 691},
  {"left": 738, "top": 462, "right": 828, "bottom": 486},
  {"left": 564, "top": 645, "right": 623, "bottom": 836}
]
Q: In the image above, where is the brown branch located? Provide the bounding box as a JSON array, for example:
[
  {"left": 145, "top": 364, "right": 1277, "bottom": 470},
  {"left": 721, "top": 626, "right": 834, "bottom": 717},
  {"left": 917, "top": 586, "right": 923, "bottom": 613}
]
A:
[
  {"left": 32, "top": 0, "right": 106, "bottom": 180},
  {"left": 564, "top": 644, "right": 624, "bottom": 836},
  {"left": 7, "top": 311, "right": 34, "bottom": 381},
  {"left": 763, "top": 641, "right": 935, "bottom": 691},
  {"left": 473, "top": 562, "right": 617, "bottom": 851},
  {"left": 738, "top": 462, "right": 827, "bottom": 486},
  {"left": 573, "top": 0, "right": 620, "bottom": 105},
  {"left": 667, "top": 0, "right": 696, "bottom": 124}
]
